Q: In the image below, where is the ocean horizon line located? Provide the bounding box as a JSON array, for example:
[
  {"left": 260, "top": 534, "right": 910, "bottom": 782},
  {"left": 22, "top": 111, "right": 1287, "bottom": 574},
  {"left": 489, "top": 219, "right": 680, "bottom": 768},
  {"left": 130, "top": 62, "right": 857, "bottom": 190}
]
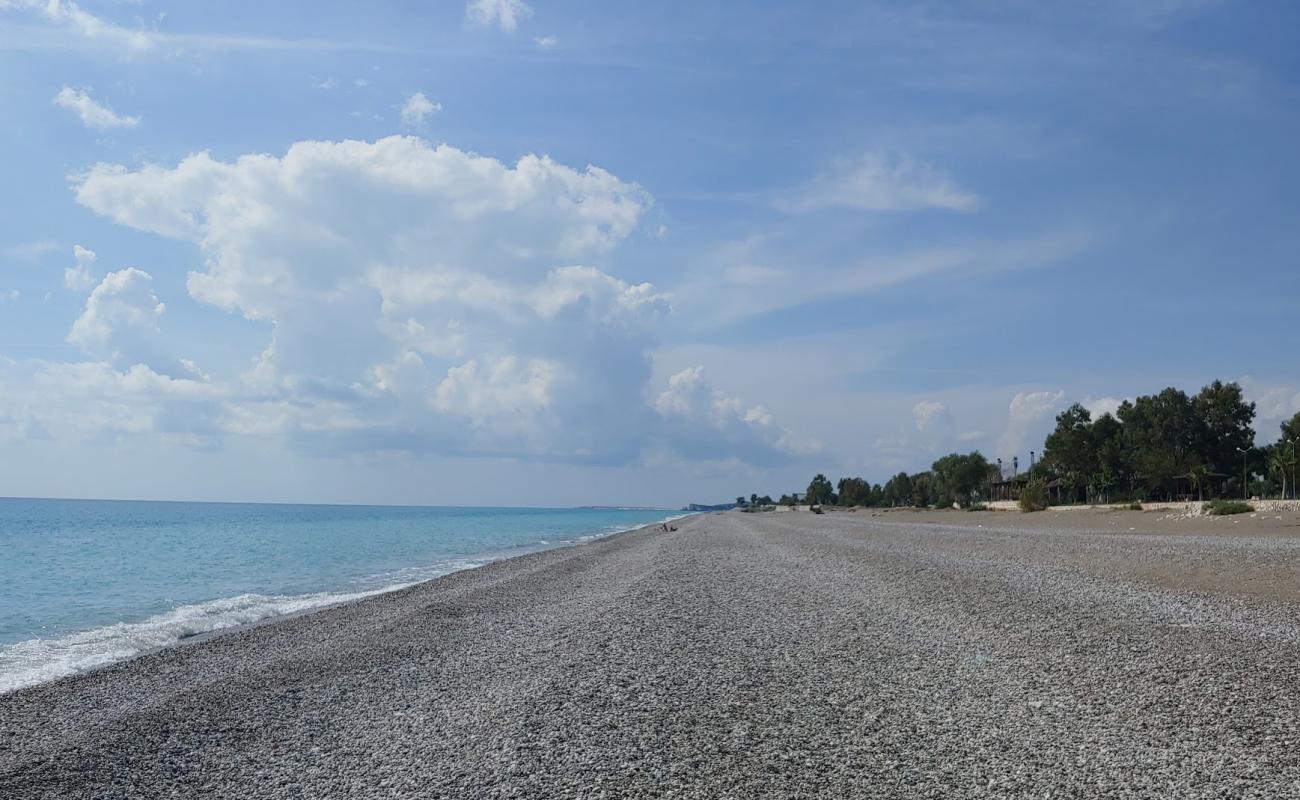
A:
[{"left": 0, "top": 495, "right": 682, "bottom": 512}]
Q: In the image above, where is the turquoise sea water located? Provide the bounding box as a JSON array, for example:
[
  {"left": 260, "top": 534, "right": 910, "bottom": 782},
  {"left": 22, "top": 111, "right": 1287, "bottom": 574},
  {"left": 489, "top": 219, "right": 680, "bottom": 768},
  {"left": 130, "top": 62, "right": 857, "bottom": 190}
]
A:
[{"left": 0, "top": 498, "right": 679, "bottom": 693}]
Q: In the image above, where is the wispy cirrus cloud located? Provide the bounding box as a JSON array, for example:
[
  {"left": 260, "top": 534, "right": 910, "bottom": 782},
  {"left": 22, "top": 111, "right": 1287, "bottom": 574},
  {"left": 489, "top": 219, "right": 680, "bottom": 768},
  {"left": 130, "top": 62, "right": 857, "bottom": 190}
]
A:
[
  {"left": 1, "top": 240, "right": 59, "bottom": 262},
  {"left": 672, "top": 226, "right": 1093, "bottom": 328},
  {"left": 0, "top": 0, "right": 404, "bottom": 55},
  {"left": 2, "top": 0, "right": 153, "bottom": 52},
  {"left": 53, "top": 86, "right": 139, "bottom": 129},
  {"left": 780, "top": 151, "right": 979, "bottom": 214}
]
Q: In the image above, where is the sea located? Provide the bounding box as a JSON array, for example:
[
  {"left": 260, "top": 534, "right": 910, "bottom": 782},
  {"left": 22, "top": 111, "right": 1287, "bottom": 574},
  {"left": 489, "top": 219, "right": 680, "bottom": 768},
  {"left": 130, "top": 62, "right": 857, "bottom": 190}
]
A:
[{"left": 0, "top": 498, "right": 680, "bottom": 694}]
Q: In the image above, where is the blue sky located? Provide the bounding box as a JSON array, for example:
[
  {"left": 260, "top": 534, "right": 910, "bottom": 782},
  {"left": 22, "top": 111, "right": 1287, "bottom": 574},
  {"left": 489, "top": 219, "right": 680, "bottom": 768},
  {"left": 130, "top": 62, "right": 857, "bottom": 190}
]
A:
[{"left": 1, "top": 0, "right": 1298, "bottom": 506}]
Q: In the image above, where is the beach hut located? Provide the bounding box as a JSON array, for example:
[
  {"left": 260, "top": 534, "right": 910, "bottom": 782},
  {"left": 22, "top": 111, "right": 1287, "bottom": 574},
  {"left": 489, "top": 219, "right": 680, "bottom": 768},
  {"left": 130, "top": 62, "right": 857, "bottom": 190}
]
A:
[
  {"left": 989, "top": 474, "right": 1032, "bottom": 501},
  {"left": 1170, "top": 471, "right": 1230, "bottom": 501}
]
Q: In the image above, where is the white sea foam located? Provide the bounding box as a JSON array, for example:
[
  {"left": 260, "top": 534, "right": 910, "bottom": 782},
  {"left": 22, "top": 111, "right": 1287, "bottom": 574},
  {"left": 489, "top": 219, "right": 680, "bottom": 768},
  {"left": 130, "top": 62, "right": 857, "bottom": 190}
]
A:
[
  {"left": 0, "top": 588, "right": 402, "bottom": 694},
  {"left": 0, "top": 557, "right": 499, "bottom": 694},
  {"left": 2, "top": 552, "right": 548, "bottom": 693},
  {"left": 0, "top": 513, "right": 686, "bottom": 694}
]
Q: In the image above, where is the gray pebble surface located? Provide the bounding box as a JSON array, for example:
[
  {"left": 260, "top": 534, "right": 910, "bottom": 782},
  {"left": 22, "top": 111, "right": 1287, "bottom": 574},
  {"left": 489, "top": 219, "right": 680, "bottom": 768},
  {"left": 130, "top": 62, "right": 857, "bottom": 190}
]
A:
[{"left": 3, "top": 511, "right": 1300, "bottom": 798}]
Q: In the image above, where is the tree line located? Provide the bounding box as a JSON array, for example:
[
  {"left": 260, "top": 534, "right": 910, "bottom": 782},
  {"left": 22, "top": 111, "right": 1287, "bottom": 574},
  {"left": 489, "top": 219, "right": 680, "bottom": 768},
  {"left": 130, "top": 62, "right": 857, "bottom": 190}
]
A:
[{"left": 736, "top": 380, "right": 1300, "bottom": 510}]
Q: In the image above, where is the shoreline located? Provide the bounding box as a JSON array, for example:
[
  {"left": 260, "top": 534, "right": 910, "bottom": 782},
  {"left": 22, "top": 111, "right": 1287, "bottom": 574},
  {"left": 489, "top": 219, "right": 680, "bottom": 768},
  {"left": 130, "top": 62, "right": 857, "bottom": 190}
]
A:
[
  {"left": 0, "top": 511, "right": 697, "bottom": 696},
  {"left": 5, "top": 509, "right": 1300, "bottom": 797},
  {"left": 170, "top": 511, "right": 698, "bottom": 648}
]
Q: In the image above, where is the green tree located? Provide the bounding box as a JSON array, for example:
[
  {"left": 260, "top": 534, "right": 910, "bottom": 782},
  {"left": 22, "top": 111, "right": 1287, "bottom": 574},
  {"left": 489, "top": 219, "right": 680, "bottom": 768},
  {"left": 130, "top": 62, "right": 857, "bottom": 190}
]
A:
[
  {"left": 1119, "top": 389, "right": 1199, "bottom": 500},
  {"left": 910, "top": 471, "right": 934, "bottom": 508},
  {"left": 882, "top": 472, "right": 913, "bottom": 507},
  {"left": 836, "top": 477, "right": 872, "bottom": 506},
  {"left": 930, "top": 451, "right": 991, "bottom": 508},
  {"left": 1192, "top": 380, "right": 1256, "bottom": 479},
  {"left": 1282, "top": 411, "right": 1300, "bottom": 445},
  {"left": 1041, "top": 404, "right": 1094, "bottom": 503},
  {"left": 806, "top": 474, "right": 834, "bottom": 505},
  {"left": 1281, "top": 413, "right": 1300, "bottom": 498},
  {"left": 736, "top": 496, "right": 746, "bottom": 508},
  {"left": 1091, "top": 412, "right": 1125, "bottom": 502},
  {"left": 1267, "top": 446, "right": 1290, "bottom": 499}
]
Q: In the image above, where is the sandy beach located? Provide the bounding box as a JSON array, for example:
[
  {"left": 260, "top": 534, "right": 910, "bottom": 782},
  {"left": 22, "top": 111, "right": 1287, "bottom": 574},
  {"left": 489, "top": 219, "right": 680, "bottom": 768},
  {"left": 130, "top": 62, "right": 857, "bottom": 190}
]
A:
[{"left": 4, "top": 509, "right": 1300, "bottom": 798}]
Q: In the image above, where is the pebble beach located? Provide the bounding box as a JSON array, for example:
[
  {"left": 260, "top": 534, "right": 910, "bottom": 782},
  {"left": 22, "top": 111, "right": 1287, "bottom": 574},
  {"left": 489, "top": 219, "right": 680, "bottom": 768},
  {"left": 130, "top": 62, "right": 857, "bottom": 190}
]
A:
[{"left": 4, "top": 508, "right": 1300, "bottom": 798}]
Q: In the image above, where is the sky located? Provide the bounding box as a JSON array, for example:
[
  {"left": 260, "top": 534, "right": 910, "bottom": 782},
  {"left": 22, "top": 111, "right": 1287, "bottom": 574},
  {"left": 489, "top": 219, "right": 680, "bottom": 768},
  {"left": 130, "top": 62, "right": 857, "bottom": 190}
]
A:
[{"left": 1, "top": 0, "right": 1298, "bottom": 507}]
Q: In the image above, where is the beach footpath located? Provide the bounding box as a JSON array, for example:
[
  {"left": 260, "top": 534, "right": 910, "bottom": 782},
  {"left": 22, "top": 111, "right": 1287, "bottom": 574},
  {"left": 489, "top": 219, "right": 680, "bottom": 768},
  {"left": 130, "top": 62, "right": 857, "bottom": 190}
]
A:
[{"left": 4, "top": 510, "right": 1300, "bottom": 798}]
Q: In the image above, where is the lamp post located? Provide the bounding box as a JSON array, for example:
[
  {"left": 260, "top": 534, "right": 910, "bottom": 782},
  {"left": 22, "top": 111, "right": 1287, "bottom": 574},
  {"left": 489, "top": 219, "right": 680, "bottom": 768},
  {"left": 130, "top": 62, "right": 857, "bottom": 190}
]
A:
[
  {"left": 1030, "top": 450, "right": 1036, "bottom": 474},
  {"left": 1238, "top": 446, "right": 1249, "bottom": 500},
  {"left": 1284, "top": 437, "right": 1294, "bottom": 499}
]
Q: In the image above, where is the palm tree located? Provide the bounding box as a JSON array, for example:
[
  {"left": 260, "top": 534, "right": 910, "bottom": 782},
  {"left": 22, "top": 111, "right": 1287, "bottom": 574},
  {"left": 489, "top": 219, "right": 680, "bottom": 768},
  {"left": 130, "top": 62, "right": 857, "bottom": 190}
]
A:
[
  {"left": 1187, "top": 463, "right": 1209, "bottom": 502},
  {"left": 1268, "top": 449, "right": 1289, "bottom": 500}
]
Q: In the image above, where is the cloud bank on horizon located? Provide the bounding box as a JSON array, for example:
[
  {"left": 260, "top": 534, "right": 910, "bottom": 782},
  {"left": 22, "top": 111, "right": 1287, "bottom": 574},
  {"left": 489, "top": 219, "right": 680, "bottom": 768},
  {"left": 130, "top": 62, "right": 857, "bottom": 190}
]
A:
[{"left": 0, "top": 0, "right": 1297, "bottom": 504}]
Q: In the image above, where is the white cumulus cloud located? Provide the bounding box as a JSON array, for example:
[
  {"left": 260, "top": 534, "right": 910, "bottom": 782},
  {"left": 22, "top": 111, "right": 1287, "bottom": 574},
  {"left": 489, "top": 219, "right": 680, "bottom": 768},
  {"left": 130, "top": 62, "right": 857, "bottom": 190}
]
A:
[
  {"left": 1083, "top": 396, "right": 1125, "bottom": 419},
  {"left": 911, "top": 398, "right": 955, "bottom": 452},
  {"left": 1239, "top": 377, "right": 1300, "bottom": 440},
  {"left": 466, "top": 0, "right": 532, "bottom": 32},
  {"left": 54, "top": 86, "right": 140, "bottom": 130},
  {"left": 912, "top": 400, "right": 949, "bottom": 432},
  {"left": 67, "top": 135, "right": 803, "bottom": 465},
  {"left": 997, "top": 390, "right": 1065, "bottom": 460},
  {"left": 66, "top": 268, "right": 178, "bottom": 375},
  {"left": 399, "top": 92, "right": 440, "bottom": 127},
  {"left": 656, "top": 367, "right": 817, "bottom": 464},
  {"left": 0, "top": 360, "right": 223, "bottom": 446},
  {"left": 64, "top": 244, "right": 97, "bottom": 291}
]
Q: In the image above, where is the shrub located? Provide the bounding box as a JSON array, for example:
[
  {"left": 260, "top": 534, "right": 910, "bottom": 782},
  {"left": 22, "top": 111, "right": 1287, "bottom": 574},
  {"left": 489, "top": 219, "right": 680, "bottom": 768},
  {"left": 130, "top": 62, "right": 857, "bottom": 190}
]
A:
[
  {"left": 966, "top": 502, "right": 989, "bottom": 512},
  {"left": 1126, "top": 501, "right": 1142, "bottom": 511},
  {"left": 1206, "top": 500, "right": 1253, "bottom": 516},
  {"left": 1018, "top": 481, "right": 1049, "bottom": 512}
]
